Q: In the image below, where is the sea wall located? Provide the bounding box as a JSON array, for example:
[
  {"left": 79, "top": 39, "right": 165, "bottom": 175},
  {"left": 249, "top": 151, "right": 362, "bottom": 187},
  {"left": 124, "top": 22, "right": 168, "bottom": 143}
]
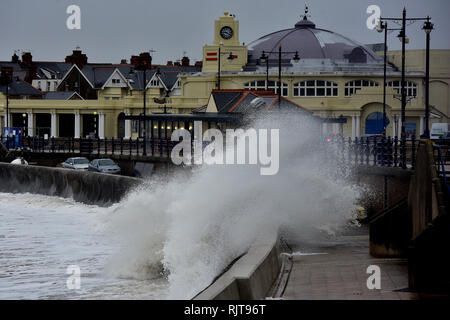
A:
[
  {"left": 194, "top": 232, "right": 282, "bottom": 300},
  {"left": 0, "top": 163, "right": 141, "bottom": 205}
]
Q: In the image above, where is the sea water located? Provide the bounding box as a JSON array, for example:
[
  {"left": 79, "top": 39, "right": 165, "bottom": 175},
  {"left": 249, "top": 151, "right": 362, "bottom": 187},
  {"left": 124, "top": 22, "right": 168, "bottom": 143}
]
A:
[{"left": 0, "top": 112, "right": 361, "bottom": 300}]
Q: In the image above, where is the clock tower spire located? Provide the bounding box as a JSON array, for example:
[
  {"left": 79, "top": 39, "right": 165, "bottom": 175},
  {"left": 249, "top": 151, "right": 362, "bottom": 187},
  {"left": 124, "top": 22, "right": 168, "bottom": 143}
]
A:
[{"left": 202, "top": 11, "right": 248, "bottom": 73}]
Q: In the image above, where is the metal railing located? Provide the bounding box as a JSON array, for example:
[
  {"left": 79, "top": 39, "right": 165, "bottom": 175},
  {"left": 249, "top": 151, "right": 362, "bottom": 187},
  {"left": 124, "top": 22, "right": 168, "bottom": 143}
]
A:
[
  {"left": 433, "top": 142, "right": 450, "bottom": 196},
  {"left": 0, "top": 135, "right": 180, "bottom": 158},
  {"left": 326, "top": 135, "right": 418, "bottom": 169}
]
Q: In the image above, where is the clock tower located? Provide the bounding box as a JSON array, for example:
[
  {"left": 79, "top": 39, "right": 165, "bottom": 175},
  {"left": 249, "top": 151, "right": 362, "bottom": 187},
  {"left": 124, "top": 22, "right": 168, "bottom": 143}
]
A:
[{"left": 202, "top": 11, "right": 248, "bottom": 73}]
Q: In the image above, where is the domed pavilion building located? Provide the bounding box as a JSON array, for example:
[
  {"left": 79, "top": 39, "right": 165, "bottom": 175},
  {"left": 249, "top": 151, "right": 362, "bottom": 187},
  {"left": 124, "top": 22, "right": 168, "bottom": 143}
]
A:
[{"left": 180, "top": 10, "right": 449, "bottom": 139}]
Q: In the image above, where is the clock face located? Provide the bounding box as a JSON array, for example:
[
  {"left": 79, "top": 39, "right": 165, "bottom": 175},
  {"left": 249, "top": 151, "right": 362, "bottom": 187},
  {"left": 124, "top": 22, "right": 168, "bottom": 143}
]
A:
[{"left": 220, "top": 26, "right": 233, "bottom": 40}]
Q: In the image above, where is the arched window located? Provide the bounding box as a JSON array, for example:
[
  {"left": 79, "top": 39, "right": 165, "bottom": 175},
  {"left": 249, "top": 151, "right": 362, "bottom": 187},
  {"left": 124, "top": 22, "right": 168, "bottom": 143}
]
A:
[
  {"left": 345, "top": 80, "right": 379, "bottom": 96},
  {"left": 388, "top": 80, "right": 417, "bottom": 97},
  {"left": 293, "top": 80, "right": 338, "bottom": 97},
  {"left": 244, "top": 80, "right": 288, "bottom": 97}
]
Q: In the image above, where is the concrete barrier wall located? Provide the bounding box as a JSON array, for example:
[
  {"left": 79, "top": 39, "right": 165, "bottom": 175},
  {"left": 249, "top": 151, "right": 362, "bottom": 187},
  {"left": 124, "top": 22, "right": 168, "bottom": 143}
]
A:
[
  {"left": 194, "top": 232, "right": 282, "bottom": 300},
  {"left": 407, "top": 140, "right": 450, "bottom": 292},
  {"left": 0, "top": 163, "right": 141, "bottom": 205}
]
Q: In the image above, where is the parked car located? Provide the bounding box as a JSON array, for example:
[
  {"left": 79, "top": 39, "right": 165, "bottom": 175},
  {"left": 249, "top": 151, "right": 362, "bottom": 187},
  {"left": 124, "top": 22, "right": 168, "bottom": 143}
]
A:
[
  {"left": 10, "top": 157, "right": 28, "bottom": 165},
  {"left": 62, "top": 157, "right": 90, "bottom": 170},
  {"left": 88, "top": 158, "right": 121, "bottom": 174}
]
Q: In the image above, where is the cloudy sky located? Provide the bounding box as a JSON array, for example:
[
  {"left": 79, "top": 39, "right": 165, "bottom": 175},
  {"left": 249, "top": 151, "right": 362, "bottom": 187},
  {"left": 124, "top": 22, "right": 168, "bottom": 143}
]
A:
[{"left": 1, "top": 0, "right": 449, "bottom": 64}]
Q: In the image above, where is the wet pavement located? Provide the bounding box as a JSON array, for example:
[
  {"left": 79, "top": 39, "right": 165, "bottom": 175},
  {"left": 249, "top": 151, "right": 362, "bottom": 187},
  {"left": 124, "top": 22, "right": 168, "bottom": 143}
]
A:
[{"left": 282, "top": 225, "right": 419, "bottom": 300}]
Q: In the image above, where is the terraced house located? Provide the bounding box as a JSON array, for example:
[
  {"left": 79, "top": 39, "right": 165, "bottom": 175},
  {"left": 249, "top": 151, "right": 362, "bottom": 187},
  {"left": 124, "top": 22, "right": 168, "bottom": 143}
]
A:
[{"left": 1, "top": 11, "right": 449, "bottom": 139}]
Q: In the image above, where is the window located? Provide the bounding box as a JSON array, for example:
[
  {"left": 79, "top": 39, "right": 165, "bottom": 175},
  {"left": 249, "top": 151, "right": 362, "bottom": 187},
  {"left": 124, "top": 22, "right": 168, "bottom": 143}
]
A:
[
  {"left": 293, "top": 80, "right": 338, "bottom": 97},
  {"left": 112, "top": 97, "right": 120, "bottom": 100},
  {"left": 47, "top": 81, "right": 51, "bottom": 91},
  {"left": 150, "top": 79, "right": 161, "bottom": 87},
  {"left": 37, "top": 81, "right": 41, "bottom": 90},
  {"left": 344, "top": 80, "right": 378, "bottom": 96},
  {"left": 388, "top": 80, "right": 417, "bottom": 98},
  {"left": 244, "top": 80, "right": 288, "bottom": 97},
  {"left": 112, "top": 78, "right": 121, "bottom": 84},
  {"left": 104, "top": 97, "right": 110, "bottom": 100}
]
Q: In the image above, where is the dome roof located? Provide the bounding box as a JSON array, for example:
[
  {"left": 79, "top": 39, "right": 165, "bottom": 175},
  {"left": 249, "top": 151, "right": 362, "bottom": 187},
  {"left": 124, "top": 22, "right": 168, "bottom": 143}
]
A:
[{"left": 247, "top": 16, "right": 382, "bottom": 65}]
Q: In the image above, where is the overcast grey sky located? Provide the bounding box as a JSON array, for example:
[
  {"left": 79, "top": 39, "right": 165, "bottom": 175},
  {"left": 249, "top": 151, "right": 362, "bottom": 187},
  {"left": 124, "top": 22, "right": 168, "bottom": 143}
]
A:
[{"left": 1, "top": 0, "right": 449, "bottom": 64}]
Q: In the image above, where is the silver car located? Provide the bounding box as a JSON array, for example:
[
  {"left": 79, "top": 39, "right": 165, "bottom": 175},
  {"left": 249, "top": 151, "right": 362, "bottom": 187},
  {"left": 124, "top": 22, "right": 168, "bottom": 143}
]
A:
[
  {"left": 88, "top": 158, "right": 121, "bottom": 174},
  {"left": 62, "top": 157, "right": 89, "bottom": 170}
]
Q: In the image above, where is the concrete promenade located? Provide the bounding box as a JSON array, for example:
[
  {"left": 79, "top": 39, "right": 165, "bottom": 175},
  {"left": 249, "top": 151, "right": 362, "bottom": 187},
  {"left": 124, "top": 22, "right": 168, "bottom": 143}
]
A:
[{"left": 282, "top": 226, "right": 419, "bottom": 300}]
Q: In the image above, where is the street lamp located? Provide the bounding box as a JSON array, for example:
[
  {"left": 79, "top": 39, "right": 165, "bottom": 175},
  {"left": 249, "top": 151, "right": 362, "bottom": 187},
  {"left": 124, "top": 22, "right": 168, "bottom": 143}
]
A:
[
  {"left": 376, "top": 19, "right": 402, "bottom": 137},
  {"left": 260, "top": 46, "right": 300, "bottom": 108},
  {"left": 217, "top": 43, "right": 235, "bottom": 89},
  {"left": 422, "top": 17, "right": 434, "bottom": 139},
  {"left": 378, "top": 8, "right": 432, "bottom": 168},
  {"left": 129, "top": 60, "right": 152, "bottom": 156},
  {"left": 0, "top": 69, "right": 12, "bottom": 129}
]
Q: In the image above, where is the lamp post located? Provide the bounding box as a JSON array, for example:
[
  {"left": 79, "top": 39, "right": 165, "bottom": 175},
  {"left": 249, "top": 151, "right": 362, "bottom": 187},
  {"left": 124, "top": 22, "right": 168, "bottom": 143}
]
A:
[
  {"left": 6, "top": 83, "right": 9, "bottom": 129},
  {"left": 377, "top": 21, "right": 402, "bottom": 137},
  {"left": 0, "top": 69, "right": 12, "bottom": 129},
  {"left": 129, "top": 60, "right": 152, "bottom": 156},
  {"left": 260, "top": 46, "right": 300, "bottom": 108},
  {"left": 378, "top": 8, "right": 432, "bottom": 168},
  {"left": 422, "top": 17, "right": 434, "bottom": 139},
  {"left": 217, "top": 43, "right": 235, "bottom": 89}
]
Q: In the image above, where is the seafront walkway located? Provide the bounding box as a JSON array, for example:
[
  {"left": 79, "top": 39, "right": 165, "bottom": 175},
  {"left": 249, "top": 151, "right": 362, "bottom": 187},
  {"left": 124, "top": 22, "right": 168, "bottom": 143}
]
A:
[{"left": 281, "top": 227, "right": 420, "bottom": 300}]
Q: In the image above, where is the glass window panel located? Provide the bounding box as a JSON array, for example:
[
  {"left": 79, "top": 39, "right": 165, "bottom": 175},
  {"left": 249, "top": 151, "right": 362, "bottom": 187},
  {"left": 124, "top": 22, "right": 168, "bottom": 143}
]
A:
[
  {"left": 326, "top": 88, "right": 332, "bottom": 96},
  {"left": 317, "top": 88, "right": 325, "bottom": 96},
  {"left": 333, "top": 88, "right": 338, "bottom": 96},
  {"left": 306, "top": 88, "right": 315, "bottom": 96},
  {"left": 306, "top": 80, "right": 315, "bottom": 86},
  {"left": 293, "top": 88, "right": 299, "bottom": 96},
  {"left": 316, "top": 80, "right": 325, "bottom": 86},
  {"left": 300, "top": 88, "right": 305, "bottom": 96}
]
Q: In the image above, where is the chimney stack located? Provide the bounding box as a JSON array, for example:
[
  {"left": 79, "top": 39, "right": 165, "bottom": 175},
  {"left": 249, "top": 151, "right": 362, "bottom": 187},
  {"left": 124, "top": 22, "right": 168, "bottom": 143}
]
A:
[
  {"left": 22, "top": 52, "right": 33, "bottom": 65},
  {"left": 11, "top": 53, "right": 19, "bottom": 63},
  {"left": 130, "top": 52, "right": 152, "bottom": 69},
  {"left": 65, "top": 49, "right": 88, "bottom": 69},
  {"left": 181, "top": 56, "right": 190, "bottom": 66}
]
